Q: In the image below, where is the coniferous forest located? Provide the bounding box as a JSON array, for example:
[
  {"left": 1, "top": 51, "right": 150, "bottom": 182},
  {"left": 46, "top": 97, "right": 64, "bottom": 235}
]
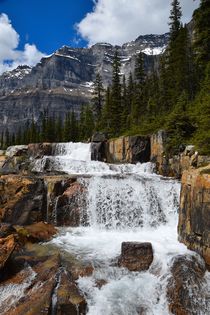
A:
[{"left": 2, "top": 0, "right": 210, "bottom": 155}]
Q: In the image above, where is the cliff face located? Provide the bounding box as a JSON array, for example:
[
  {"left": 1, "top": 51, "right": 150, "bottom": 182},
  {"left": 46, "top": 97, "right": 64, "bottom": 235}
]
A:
[
  {"left": 178, "top": 166, "right": 210, "bottom": 266},
  {"left": 0, "top": 34, "right": 169, "bottom": 133},
  {"left": 150, "top": 130, "right": 210, "bottom": 178}
]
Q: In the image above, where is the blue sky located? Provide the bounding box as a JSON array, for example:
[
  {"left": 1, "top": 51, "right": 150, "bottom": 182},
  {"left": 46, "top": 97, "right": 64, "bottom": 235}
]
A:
[
  {"left": 0, "top": 0, "right": 93, "bottom": 53},
  {"left": 0, "top": 0, "right": 200, "bottom": 74}
]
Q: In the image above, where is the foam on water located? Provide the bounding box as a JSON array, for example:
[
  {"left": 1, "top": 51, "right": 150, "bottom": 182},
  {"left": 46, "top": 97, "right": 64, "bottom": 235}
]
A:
[{"left": 32, "top": 142, "right": 155, "bottom": 175}]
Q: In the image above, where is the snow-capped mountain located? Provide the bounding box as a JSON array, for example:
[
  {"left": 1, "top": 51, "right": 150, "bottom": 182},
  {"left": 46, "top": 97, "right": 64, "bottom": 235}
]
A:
[{"left": 0, "top": 33, "right": 169, "bottom": 133}]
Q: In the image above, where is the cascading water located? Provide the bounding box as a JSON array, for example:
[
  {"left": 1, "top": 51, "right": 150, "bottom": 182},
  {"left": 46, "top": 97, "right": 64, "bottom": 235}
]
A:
[{"left": 33, "top": 142, "right": 209, "bottom": 314}]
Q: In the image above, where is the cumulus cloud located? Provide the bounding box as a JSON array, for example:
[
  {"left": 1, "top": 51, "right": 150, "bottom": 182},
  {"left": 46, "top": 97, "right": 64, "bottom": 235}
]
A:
[
  {"left": 0, "top": 13, "right": 45, "bottom": 74},
  {"left": 77, "top": 0, "right": 200, "bottom": 46}
]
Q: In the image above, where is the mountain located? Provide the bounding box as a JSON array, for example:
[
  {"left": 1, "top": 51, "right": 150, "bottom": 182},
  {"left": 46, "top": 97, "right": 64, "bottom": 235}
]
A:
[{"left": 0, "top": 33, "right": 169, "bottom": 133}]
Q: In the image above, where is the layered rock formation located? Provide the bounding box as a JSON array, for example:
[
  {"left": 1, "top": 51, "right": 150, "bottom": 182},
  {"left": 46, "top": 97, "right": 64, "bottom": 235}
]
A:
[
  {"left": 150, "top": 130, "right": 210, "bottom": 178},
  {"left": 91, "top": 134, "right": 151, "bottom": 164},
  {"left": 178, "top": 166, "right": 210, "bottom": 267},
  {"left": 0, "top": 34, "right": 169, "bottom": 133}
]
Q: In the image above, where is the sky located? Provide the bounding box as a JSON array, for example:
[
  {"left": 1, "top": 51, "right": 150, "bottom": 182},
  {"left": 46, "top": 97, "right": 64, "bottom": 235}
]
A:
[{"left": 0, "top": 0, "right": 200, "bottom": 74}]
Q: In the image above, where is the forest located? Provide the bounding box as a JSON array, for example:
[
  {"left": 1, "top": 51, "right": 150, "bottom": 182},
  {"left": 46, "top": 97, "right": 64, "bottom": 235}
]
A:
[{"left": 2, "top": 0, "right": 210, "bottom": 155}]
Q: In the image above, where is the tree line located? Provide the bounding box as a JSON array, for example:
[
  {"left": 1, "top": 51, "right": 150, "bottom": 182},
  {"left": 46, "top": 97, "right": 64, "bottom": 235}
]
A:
[{"left": 1, "top": 0, "right": 210, "bottom": 154}]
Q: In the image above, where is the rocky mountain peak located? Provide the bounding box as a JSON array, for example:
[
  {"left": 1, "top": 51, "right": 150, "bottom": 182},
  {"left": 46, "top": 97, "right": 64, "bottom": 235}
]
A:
[{"left": 0, "top": 33, "right": 169, "bottom": 133}]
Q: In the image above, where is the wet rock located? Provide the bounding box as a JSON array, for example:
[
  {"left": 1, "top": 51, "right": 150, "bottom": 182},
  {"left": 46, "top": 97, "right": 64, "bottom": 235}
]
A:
[
  {"left": 62, "top": 251, "right": 94, "bottom": 281},
  {"left": 118, "top": 242, "right": 153, "bottom": 271},
  {"left": 56, "top": 270, "right": 87, "bottom": 315},
  {"left": 15, "top": 222, "right": 57, "bottom": 242},
  {"left": 0, "top": 175, "right": 45, "bottom": 225},
  {"left": 91, "top": 142, "right": 106, "bottom": 161},
  {"left": 0, "top": 234, "right": 16, "bottom": 271},
  {"left": 95, "top": 279, "right": 107, "bottom": 289},
  {"left": 0, "top": 223, "right": 16, "bottom": 238},
  {"left": 167, "top": 254, "right": 209, "bottom": 315},
  {"left": 56, "top": 181, "right": 86, "bottom": 226},
  {"left": 178, "top": 166, "right": 210, "bottom": 267},
  {"left": 28, "top": 142, "right": 53, "bottom": 158},
  {"left": 107, "top": 136, "right": 150, "bottom": 164},
  {"left": 3, "top": 252, "right": 60, "bottom": 315}
]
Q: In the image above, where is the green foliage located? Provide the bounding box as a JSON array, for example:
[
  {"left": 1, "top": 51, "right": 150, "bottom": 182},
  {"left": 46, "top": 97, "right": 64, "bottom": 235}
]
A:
[
  {"left": 169, "top": 0, "right": 182, "bottom": 42},
  {"left": 193, "top": 0, "right": 210, "bottom": 80}
]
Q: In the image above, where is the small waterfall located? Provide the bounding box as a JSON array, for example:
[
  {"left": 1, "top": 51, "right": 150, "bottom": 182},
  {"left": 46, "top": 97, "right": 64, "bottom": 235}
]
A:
[{"left": 81, "top": 174, "right": 180, "bottom": 229}]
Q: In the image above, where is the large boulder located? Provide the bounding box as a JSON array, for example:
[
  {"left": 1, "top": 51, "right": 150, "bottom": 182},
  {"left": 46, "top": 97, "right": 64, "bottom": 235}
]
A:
[
  {"left": 178, "top": 165, "right": 210, "bottom": 267},
  {"left": 0, "top": 175, "right": 45, "bottom": 225},
  {"left": 118, "top": 242, "right": 153, "bottom": 271},
  {"left": 167, "top": 254, "right": 209, "bottom": 315}
]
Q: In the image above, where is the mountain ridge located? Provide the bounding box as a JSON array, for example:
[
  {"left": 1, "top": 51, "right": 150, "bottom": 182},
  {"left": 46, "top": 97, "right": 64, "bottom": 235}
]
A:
[{"left": 0, "top": 32, "right": 169, "bottom": 133}]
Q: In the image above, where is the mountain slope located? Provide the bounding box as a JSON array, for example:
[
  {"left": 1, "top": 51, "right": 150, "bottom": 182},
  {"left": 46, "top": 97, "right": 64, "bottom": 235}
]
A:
[{"left": 0, "top": 33, "right": 169, "bottom": 133}]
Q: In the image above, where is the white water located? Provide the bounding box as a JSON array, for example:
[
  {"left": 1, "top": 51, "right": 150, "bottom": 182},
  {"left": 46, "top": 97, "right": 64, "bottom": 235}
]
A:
[
  {"left": 0, "top": 267, "right": 36, "bottom": 314},
  {"left": 32, "top": 142, "right": 155, "bottom": 175},
  {"left": 35, "top": 142, "right": 209, "bottom": 314}
]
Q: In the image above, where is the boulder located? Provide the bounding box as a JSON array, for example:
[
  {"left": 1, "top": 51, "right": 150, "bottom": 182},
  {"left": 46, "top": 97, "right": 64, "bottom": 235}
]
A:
[
  {"left": 0, "top": 175, "right": 45, "bottom": 225},
  {"left": 0, "top": 234, "right": 16, "bottom": 271},
  {"left": 56, "top": 270, "right": 87, "bottom": 315},
  {"left": 15, "top": 222, "right": 57, "bottom": 242},
  {"left": 167, "top": 254, "right": 209, "bottom": 315},
  {"left": 118, "top": 242, "right": 153, "bottom": 271}
]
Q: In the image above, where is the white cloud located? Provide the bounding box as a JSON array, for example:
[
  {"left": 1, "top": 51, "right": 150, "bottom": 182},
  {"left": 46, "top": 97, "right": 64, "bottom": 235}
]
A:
[
  {"left": 77, "top": 0, "right": 200, "bottom": 46},
  {"left": 0, "top": 13, "right": 45, "bottom": 74}
]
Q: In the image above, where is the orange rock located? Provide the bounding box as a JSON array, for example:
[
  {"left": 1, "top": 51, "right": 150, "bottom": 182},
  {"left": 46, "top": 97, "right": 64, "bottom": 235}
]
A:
[
  {"left": 0, "top": 234, "right": 16, "bottom": 270},
  {"left": 178, "top": 165, "right": 210, "bottom": 267}
]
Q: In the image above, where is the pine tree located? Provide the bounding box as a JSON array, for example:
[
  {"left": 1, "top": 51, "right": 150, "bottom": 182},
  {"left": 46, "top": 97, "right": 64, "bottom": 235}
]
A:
[
  {"left": 135, "top": 52, "right": 145, "bottom": 86},
  {"left": 101, "top": 87, "right": 111, "bottom": 131},
  {"left": 92, "top": 73, "right": 104, "bottom": 125},
  {"left": 83, "top": 106, "right": 95, "bottom": 139},
  {"left": 110, "top": 50, "right": 122, "bottom": 135},
  {"left": 169, "top": 0, "right": 182, "bottom": 42},
  {"left": 193, "top": 0, "right": 210, "bottom": 81}
]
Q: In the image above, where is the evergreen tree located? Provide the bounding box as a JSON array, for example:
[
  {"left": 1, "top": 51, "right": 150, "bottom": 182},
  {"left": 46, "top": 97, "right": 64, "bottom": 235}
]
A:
[
  {"left": 135, "top": 52, "right": 145, "bottom": 86},
  {"left": 169, "top": 0, "right": 182, "bottom": 42},
  {"left": 101, "top": 87, "right": 111, "bottom": 131},
  {"left": 193, "top": 0, "right": 210, "bottom": 80},
  {"left": 92, "top": 73, "right": 104, "bottom": 125},
  {"left": 110, "top": 50, "right": 122, "bottom": 135},
  {"left": 192, "top": 62, "right": 210, "bottom": 154}
]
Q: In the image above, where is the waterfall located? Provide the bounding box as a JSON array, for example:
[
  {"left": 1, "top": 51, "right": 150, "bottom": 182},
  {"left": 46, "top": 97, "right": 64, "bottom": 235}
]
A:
[
  {"left": 81, "top": 174, "right": 180, "bottom": 229},
  {"left": 35, "top": 141, "right": 209, "bottom": 315}
]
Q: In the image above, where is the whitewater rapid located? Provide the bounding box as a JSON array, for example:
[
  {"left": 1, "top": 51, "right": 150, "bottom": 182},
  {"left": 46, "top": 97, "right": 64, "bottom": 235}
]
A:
[{"left": 33, "top": 142, "right": 209, "bottom": 314}]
